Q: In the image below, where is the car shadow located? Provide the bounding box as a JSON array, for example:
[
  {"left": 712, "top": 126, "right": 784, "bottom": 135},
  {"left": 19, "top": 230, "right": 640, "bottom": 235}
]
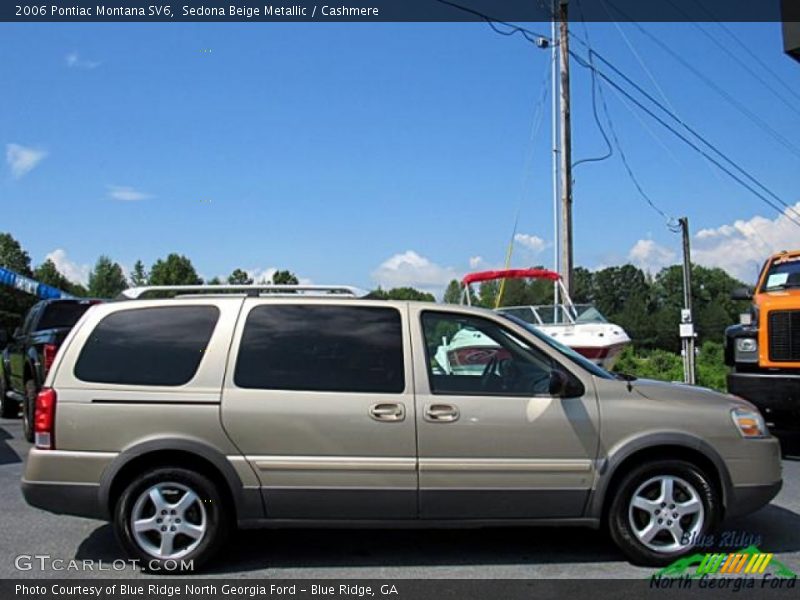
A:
[
  {"left": 0, "top": 423, "right": 22, "bottom": 466},
  {"left": 75, "top": 502, "right": 800, "bottom": 575},
  {"left": 76, "top": 523, "right": 625, "bottom": 574},
  {"left": 721, "top": 504, "right": 800, "bottom": 553}
]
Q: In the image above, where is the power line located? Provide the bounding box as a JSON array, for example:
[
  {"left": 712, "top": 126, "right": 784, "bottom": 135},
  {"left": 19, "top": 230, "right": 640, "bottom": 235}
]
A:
[
  {"left": 576, "top": 48, "right": 800, "bottom": 225},
  {"left": 569, "top": 49, "right": 800, "bottom": 229},
  {"left": 433, "top": 0, "right": 800, "bottom": 228},
  {"left": 598, "top": 0, "right": 800, "bottom": 160}
]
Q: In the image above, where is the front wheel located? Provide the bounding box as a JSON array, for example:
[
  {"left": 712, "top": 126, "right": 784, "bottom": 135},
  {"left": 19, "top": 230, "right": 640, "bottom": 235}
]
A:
[
  {"left": 114, "top": 467, "right": 229, "bottom": 573},
  {"left": 22, "top": 380, "right": 37, "bottom": 442},
  {"left": 607, "top": 460, "right": 720, "bottom": 566}
]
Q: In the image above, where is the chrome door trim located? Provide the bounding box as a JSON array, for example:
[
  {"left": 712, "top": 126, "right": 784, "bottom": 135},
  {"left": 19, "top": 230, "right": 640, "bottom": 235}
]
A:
[
  {"left": 253, "top": 456, "right": 417, "bottom": 472},
  {"left": 420, "top": 458, "right": 593, "bottom": 473}
]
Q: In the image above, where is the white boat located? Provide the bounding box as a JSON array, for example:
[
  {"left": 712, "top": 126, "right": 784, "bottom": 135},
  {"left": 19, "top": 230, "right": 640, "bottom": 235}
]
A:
[{"left": 459, "top": 268, "right": 631, "bottom": 370}]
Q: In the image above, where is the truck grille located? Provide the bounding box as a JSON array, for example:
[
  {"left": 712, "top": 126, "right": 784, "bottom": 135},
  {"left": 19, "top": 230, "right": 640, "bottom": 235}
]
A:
[{"left": 768, "top": 310, "right": 800, "bottom": 362}]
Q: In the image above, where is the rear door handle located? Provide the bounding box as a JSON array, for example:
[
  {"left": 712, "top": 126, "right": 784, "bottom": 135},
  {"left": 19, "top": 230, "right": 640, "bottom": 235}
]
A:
[
  {"left": 369, "top": 402, "right": 405, "bottom": 422},
  {"left": 424, "top": 403, "right": 460, "bottom": 423}
]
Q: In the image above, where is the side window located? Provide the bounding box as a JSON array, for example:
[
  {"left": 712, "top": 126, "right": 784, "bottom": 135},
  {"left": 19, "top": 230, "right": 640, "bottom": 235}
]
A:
[
  {"left": 234, "top": 305, "right": 405, "bottom": 393},
  {"left": 21, "top": 304, "right": 41, "bottom": 335},
  {"left": 74, "top": 306, "right": 219, "bottom": 386},
  {"left": 422, "top": 311, "right": 572, "bottom": 397}
]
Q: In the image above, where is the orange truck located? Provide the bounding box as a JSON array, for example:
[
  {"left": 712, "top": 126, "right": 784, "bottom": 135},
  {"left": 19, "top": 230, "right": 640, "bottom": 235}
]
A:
[{"left": 725, "top": 250, "right": 800, "bottom": 445}]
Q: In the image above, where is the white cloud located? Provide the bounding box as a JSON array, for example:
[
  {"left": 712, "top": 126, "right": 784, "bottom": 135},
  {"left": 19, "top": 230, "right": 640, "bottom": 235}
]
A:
[
  {"left": 107, "top": 185, "right": 152, "bottom": 201},
  {"left": 514, "top": 233, "right": 547, "bottom": 254},
  {"left": 692, "top": 202, "right": 800, "bottom": 281},
  {"left": 6, "top": 143, "right": 47, "bottom": 178},
  {"left": 627, "top": 239, "right": 677, "bottom": 274},
  {"left": 45, "top": 249, "right": 91, "bottom": 285},
  {"left": 468, "top": 256, "right": 484, "bottom": 269},
  {"left": 372, "top": 250, "right": 458, "bottom": 296},
  {"left": 65, "top": 51, "right": 100, "bottom": 69}
]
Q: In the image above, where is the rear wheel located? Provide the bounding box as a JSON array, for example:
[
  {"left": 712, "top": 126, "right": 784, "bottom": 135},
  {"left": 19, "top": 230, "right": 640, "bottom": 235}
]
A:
[
  {"left": 0, "top": 375, "right": 19, "bottom": 419},
  {"left": 114, "top": 467, "right": 229, "bottom": 573},
  {"left": 21, "top": 379, "right": 37, "bottom": 442},
  {"left": 607, "top": 460, "right": 720, "bottom": 566}
]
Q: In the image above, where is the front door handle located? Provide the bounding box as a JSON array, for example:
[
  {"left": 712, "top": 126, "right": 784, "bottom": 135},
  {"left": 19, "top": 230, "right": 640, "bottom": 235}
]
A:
[
  {"left": 369, "top": 402, "right": 405, "bottom": 422},
  {"left": 424, "top": 403, "right": 460, "bottom": 423}
]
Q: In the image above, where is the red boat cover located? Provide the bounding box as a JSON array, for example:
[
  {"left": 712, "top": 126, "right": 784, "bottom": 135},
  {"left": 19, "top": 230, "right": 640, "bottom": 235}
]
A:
[{"left": 462, "top": 268, "right": 561, "bottom": 285}]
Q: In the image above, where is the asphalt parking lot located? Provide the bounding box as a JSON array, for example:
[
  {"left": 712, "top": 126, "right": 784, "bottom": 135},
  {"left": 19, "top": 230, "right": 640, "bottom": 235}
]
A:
[{"left": 0, "top": 416, "right": 798, "bottom": 580}]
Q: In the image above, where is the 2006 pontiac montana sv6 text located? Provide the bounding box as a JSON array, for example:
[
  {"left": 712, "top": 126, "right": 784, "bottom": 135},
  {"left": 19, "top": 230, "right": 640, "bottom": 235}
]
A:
[{"left": 21, "top": 284, "right": 782, "bottom": 570}]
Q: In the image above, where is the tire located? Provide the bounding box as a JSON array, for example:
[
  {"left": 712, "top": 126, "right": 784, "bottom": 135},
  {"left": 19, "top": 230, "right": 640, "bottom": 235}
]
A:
[
  {"left": 607, "top": 459, "right": 720, "bottom": 567},
  {"left": 114, "top": 467, "right": 229, "bottom": 573},
  {"left": 22, "top": 380, "right": 37, "bottom": 442},
  {"left": 0, "top": 374, "right": 19, "bottom": 419}
]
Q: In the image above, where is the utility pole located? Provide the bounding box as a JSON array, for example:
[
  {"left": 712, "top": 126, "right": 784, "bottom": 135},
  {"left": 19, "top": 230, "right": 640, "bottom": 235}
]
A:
[
  {"left": 558, "top": 0, "right": 574, "bottom": 296},
  {"left": 550, "top": 1, "right": 561, "bottom": 313},
  {"left": 679, "top": 217, "right": 696, "bottom": 385}
]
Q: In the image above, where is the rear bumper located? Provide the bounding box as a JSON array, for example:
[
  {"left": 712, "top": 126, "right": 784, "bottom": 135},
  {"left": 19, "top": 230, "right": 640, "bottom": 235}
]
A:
[
  {"left": 727, "top": 480, "right": 782, "bottom": 518},
  {"left": 21, "top": 480, "right": 106, "bottom": 520},
  {"left": 728, "top": 372, "right": 800, "bottom": 436}
]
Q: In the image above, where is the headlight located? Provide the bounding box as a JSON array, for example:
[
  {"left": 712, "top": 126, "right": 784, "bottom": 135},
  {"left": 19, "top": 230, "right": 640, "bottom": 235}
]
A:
[
  {"left": 736, "top": 338, "right": 758, "bottom": 353},
  {"left": 731, "top": 408, "right": 768, "bottom": 438}
]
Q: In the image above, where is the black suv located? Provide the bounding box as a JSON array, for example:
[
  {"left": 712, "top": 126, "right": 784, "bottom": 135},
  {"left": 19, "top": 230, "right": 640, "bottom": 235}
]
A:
[{"left": 0, "top": 298, "right": 100, "bottom": 440}]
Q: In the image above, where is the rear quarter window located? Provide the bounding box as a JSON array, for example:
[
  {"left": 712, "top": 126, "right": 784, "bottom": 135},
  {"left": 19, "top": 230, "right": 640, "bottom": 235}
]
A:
[
  {"left": 74, "top": 306, "right": 219, "bottom": 386},
  {"left": 234, "top": 304, "right": 405, "bottom": 393},
  {"left": 38, "top": 302, "right": 93, "bottom": 330}
]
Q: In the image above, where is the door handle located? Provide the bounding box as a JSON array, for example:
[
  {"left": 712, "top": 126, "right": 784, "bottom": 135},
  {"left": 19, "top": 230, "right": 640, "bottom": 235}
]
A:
[
  {"left": 424, "top": 403, "right": 460, "bottom": 423},
  {"left": 369, "top": 402, "right": 405, "bottom": 422}
]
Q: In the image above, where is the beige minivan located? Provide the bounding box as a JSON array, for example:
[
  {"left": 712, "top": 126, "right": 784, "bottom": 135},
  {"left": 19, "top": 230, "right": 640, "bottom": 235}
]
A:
[{"left": 21, "top": 285, "right": 782, "bottom": 570}]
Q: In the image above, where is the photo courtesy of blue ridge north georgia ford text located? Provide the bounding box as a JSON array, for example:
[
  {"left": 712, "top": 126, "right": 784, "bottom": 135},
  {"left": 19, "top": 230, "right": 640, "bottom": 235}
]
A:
[{"left": 1, "top": 1, "right": 799, "bottom": 599}]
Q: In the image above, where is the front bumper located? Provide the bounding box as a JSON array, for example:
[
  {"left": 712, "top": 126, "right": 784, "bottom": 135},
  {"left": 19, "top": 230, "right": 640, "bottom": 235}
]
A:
[
  {"left": 727, "top": 480, "right": 783, "bottom": 518},
  {"left": 728, "top": 372, "right": 800, "bottom": 436}
]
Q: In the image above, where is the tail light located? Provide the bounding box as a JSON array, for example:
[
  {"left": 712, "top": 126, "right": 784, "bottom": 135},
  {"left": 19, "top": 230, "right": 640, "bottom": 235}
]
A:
[
  {"left": 42, "top": 343, "right": 57, "bottom": 375},
  {"left": 34, "top": 388, "right": 56, "bottom": 450}
]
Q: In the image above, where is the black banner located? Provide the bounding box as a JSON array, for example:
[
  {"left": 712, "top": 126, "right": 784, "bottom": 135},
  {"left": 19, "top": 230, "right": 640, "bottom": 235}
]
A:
[
  {"left": 3, "top": 579, "right": 800, "bottom": 600},
  {"left": 1, "top": 0, "right": 797, "bottom": 23}
]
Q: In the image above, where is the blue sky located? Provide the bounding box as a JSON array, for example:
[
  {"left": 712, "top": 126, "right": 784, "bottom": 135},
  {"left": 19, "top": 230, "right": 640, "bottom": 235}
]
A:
[{"left": 1, "top": 21, "right": 798, "bottom": 295}]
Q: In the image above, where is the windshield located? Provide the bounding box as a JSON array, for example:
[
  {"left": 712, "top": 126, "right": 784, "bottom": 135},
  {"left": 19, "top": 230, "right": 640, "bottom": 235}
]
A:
[
  {"left": 500, "top": 313, "right": 615, "bottom": 380},
  {"left": 762, "top": 256, "right": 800, "bottom": 291},
  {"left": 573, "top": 304, "right": 609, "bottom": 324}
]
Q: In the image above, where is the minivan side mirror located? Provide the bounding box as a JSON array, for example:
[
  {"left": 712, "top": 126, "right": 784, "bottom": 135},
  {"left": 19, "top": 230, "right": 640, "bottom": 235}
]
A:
[{"left": 731, "top": 287, "right": 753, "bottom": 301}]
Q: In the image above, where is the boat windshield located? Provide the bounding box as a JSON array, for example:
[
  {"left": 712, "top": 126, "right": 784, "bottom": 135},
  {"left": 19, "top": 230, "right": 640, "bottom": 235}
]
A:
[
  {"left": 500, "top": 313, "right": 616, "bottom": 380},
  {"left": 573, "top": 304, "right": 608, "bottom": 324},
  {"left": 763, "top": 256, "right": 800, "bottom": 291}
]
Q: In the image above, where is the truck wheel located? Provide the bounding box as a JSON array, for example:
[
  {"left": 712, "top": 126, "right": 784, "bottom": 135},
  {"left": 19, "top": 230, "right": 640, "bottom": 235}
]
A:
[
  {"left": 607, "top": 460, "right": 720, "bottom": 566},
  {"left": 114, "top": 467, "right": 229, "bottom": 573},
  {"left": 22, "top": 380, "right": 37, "bottom": 442},
  {"left": 0, "top": 375, "right": 18, "bottom": 419}
]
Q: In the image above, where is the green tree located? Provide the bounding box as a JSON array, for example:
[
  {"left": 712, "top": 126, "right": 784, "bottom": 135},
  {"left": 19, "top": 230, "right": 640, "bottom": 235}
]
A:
[
  {"left": 443, "top": 279, "right": 463, "bottom": 304},
  {"left": 207, "top": 276, "right": 223, "bottom": 285},
  {"left": 34, "top": 259, "right": 74, "bottom": 291},
  {"left": 129, "top": 260, "right": 148, "bottom": 287},
  {"left": 227, "top": 269, "right": 253, "bottom": 285},
  {"left": 32, "top": 259, "right": 86, "bottom": 297},
  {"left": 272, "top": 270, "right": 298, "bottom": 285},
  {"left": 149, "top": 254, "right": 202, "bottom": 286},
  {"left": 384, "top": 287, "right": 435, "bottom": 302},
  {"left": 88, "top": 256, "right": 128, "bottom": 298},
  {"left": 0, "top": 233, "right": 36, "bottom": 333}
]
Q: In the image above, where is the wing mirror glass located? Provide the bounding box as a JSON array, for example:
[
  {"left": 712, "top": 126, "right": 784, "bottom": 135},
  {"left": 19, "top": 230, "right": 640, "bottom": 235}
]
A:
[{"left": 731, "top": 287, "right": 753, "bottom": 301}]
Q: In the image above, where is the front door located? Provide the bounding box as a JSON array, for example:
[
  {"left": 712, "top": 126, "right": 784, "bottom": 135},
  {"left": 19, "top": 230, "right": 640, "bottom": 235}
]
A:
[
  {"left": 222, "top": 300, "right": 417, "bottom": 519},
  {"left": 411, "top": 307, "right": 600, "bottom": 519}
]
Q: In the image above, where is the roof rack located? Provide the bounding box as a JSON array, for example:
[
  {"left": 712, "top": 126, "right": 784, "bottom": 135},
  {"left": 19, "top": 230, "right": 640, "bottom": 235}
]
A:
[{"left": 119, "top": 284, "right": 369, "bottom": 300}]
